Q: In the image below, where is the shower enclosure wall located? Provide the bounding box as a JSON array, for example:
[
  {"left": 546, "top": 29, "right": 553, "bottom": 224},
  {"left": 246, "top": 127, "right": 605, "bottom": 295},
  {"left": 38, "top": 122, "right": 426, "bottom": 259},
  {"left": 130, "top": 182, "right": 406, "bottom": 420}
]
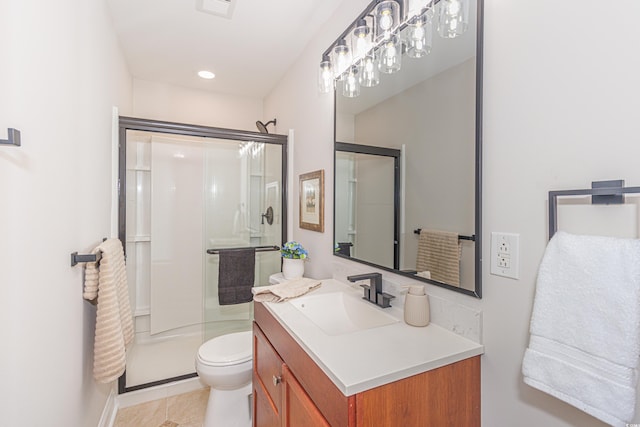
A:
[{"left": 118, "top": 117, "right": 287, "bottom": 392}]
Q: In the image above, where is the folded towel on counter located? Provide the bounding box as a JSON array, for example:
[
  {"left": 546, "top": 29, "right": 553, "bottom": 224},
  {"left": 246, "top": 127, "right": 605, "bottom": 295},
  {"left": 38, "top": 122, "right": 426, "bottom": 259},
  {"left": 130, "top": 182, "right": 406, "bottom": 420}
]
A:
[
  {"left": 83, "top": 238, "right": 134, "bottom": 383},
  {"left": 252, "top": 278, "right": 322, "bottom": 303},
  {"left": 218, "top": 248, "right": 256, "bottom": 305},
  {"left": 522, "top": 231, "right": 640, "bottom": 427},
  {"left": 416, "top": 229, "right": 461, "bottom": 286}
]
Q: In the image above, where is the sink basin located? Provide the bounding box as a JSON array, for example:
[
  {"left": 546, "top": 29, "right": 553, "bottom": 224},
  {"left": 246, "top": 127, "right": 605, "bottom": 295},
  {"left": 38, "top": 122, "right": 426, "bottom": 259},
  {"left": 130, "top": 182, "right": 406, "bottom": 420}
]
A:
[{"left": 289, "top": 291, "right": 399, "bottom": 335}]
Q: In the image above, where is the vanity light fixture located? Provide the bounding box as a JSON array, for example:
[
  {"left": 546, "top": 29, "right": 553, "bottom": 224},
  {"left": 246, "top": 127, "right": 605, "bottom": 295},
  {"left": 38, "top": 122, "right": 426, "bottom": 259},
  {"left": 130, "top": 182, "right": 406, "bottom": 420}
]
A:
[
  {"left": 379, "top": 35, "right": 402, "bottom": 74},
  {"left": 318, "top": 54, "right": 334, "bottom": 93},
  {"left": 406, "top": 12, "right": 433, "bottom": 58},
  {"left": 351, "top": 18, "right": 373, "bottom": 61},
  {"left": 437, "top": 0, "right": 469, "bottom": 38},
  {"left": 332, "top": 39, "right": 352, "bottom": 80},
  {"left": 374, "top": 1, "right": 401, "bottom": 42},
  {"left": 342, "top": 66, "right": 361, "bottom": 98},
  {"left": 318, "top": 0, "right": 469, "bottom": 97},
  {"left": 407, "top": 0, "right": 434, "bottom": 19},
  {"left": 360, "top": 52, "right": 380, "bottom": 87}
]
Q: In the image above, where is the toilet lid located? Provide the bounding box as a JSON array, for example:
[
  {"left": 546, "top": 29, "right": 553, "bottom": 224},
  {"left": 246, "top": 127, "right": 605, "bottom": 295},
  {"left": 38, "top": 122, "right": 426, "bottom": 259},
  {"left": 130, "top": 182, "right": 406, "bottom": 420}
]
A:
[{"left": 198, "top": 331, "right": 253, "bottom": 366}]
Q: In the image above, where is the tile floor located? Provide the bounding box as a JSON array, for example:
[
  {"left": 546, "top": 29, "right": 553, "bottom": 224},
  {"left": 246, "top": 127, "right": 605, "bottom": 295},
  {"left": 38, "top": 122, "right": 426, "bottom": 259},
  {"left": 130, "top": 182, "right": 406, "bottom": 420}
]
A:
[
  {"left": 125, "top": 333, "right": 203, "bottom": 387},
  {"left": 114, "top": 388, "right": 209, "bottom": 427}
]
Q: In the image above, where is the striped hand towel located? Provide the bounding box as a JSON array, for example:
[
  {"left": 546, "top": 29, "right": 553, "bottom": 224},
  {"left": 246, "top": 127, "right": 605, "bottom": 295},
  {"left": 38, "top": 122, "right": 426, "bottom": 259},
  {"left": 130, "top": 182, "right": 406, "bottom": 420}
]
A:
[
  {"left": 83, "top": 238, "right": 134, "bottom": 383},
  {"left": 416, "top": 229, "right": 461, "bottom": 286}
]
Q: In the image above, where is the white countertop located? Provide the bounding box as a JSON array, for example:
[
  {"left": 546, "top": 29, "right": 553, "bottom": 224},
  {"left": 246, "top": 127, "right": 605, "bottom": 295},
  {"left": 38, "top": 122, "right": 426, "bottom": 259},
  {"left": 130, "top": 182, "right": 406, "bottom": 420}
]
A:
[{"left": 261, "top": 279, "right": 484, "bottom": 396}]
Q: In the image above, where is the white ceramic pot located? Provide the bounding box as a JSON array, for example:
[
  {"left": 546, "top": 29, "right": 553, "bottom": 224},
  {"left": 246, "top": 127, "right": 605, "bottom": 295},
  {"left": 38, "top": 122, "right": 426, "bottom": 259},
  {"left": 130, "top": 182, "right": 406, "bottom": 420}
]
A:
[{"left": 282, "top": 258, "right": 304, "bottom": 279}]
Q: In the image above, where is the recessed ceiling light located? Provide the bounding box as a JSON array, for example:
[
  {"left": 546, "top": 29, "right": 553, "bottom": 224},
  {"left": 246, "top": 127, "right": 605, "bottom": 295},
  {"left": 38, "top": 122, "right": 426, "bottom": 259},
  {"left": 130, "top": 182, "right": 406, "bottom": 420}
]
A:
[{"left": 198, "top": 70, "right": 216, "bottom": 79}]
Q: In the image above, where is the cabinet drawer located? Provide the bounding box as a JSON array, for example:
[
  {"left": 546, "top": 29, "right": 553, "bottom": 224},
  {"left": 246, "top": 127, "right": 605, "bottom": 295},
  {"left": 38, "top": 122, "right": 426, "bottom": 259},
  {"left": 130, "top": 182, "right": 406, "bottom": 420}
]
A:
[{"left": 254, "top": 324, "right": 283, "bottom": 416}]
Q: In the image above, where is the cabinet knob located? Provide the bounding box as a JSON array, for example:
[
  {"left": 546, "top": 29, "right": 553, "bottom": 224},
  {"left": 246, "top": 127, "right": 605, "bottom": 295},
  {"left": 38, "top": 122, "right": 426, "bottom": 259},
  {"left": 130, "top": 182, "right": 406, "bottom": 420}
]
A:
[{"left": 272, "top": 375, "right": 282, "bottom": 386}]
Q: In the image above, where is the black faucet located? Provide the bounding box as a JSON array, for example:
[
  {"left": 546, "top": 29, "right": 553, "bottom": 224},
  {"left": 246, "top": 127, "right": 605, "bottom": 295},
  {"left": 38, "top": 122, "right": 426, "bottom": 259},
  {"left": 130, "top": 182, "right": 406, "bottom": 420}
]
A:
[{"left": 347, "top": 272, "right": 395, "bottom": 308}]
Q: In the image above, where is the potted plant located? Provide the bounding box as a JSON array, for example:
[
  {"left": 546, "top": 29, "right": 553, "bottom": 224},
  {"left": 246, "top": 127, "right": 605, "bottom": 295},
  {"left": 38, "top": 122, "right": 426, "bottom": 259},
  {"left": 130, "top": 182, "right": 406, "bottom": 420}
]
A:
[{"left": 280, "top": 241, "right": 308, "bottom": 279}]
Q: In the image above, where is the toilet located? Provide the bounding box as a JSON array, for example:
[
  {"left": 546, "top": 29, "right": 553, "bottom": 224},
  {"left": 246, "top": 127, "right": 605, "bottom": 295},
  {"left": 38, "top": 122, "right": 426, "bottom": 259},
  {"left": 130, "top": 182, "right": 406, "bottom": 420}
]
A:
[{"left": 195, "top": 330, "right": 253, "bottom": 427}]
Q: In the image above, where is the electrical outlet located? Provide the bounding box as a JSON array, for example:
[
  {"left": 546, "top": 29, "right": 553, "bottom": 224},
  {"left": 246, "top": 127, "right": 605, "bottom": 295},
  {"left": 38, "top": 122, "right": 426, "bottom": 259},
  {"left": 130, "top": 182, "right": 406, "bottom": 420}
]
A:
[{"left": 491, "top": 232, "right": 520, "bottom": 279}]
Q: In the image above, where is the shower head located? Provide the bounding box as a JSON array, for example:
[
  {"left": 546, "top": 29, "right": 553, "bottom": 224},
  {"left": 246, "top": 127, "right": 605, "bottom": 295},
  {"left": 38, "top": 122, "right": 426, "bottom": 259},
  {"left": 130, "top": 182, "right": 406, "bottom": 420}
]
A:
[{"left": 256, "top": 119, "right": 277, "bottom": 134}]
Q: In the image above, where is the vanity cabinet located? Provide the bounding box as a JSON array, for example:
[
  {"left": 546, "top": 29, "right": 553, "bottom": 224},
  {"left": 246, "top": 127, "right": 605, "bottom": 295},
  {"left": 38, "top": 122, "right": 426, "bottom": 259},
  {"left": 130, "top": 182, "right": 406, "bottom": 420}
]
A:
[
  {"left": 254, "top": 321, "right": 330, "bottom": 426},
  {"left": 253, "top": 302, "right": 480, "bottom": 427}
]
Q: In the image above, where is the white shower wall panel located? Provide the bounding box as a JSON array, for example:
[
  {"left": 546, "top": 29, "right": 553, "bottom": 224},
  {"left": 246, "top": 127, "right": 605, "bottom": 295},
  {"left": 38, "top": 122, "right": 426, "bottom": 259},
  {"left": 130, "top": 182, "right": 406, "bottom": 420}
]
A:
[
  {"left": 204, "top": 142, "right": 247, "bottom": 244},
  {"left": 150, "top": 138, "right": 205, "bottom": 335}
]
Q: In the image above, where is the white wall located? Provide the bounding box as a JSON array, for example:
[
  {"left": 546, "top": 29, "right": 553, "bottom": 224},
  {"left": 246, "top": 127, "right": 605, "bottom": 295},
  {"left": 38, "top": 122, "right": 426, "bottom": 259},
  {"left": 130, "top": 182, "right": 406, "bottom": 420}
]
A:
[
  {"left": 133, "top": 78, "right": 263, "bottom": 132},
  {"left": 0, "top": 1, "right": 132, "bottom": 426},
  {"left": 355, "top": 59, "right": 476, "bottom": 289},
  {"left": 265, "top": 0, "right": 640, "bottom": 426}
]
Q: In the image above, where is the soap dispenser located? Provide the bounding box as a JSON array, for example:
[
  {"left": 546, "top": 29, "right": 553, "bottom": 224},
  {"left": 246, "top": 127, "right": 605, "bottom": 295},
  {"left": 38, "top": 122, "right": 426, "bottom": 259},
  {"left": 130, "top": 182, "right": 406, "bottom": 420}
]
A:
[{"left": 403, "top": 285, "right": 430, "bottom": 327}]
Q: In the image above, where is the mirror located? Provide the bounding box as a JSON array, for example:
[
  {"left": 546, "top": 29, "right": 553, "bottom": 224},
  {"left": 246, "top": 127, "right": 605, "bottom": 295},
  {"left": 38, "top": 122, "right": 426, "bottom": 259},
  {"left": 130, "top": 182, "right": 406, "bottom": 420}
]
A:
[
  {"left": 332, "top": 0, "right": 483, "bottom": 297},
  {"left": 335, "top": 143, "right": 401, "bottom": 269}
]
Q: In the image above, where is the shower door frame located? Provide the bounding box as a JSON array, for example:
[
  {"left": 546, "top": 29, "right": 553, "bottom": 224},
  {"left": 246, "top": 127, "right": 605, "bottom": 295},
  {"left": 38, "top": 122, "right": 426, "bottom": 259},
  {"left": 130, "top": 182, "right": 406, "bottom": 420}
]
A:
[{"left": 117, "top": 116, "right": 288, "bottom": 393}]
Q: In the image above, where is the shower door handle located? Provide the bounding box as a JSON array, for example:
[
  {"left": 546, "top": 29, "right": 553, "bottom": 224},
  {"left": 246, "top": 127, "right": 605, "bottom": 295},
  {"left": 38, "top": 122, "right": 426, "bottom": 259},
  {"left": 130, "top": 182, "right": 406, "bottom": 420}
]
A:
[{"left": 261, "top": 206, "right": 274, "bottom": 225}]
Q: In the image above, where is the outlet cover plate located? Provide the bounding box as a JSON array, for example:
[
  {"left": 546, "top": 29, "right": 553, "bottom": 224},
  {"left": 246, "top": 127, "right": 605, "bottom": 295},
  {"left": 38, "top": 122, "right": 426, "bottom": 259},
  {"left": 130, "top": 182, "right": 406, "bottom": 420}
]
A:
[{"left": 490, "top": 232, "right": 520, "bottom": 279}]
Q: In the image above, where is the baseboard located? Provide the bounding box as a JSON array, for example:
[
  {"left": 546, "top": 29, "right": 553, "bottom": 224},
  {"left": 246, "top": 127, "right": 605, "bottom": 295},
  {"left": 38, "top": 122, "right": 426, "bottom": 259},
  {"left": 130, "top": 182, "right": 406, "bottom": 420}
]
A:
[{"left": 97, "top": 389, "right": 118, "bottom": 427}]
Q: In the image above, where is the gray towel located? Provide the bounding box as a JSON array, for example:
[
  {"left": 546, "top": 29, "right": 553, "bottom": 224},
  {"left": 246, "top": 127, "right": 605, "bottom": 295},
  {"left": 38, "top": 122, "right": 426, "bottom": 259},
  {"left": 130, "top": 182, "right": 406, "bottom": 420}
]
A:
[{"left": 218, "top": 248, "right": 256, "bottom": 305}]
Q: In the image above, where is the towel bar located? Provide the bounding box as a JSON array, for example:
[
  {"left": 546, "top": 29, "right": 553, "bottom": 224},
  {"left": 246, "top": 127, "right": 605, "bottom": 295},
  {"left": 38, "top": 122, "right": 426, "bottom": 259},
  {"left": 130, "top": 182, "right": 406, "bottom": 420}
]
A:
[
  {"left": 71, "top": 238, "right": 108, "bottom": 266},
  {"left": 413, "top": 229, "right": 475, "bottom": 241},
  {"left": 206, "top": 245, "right": 280, "bottom": 255},
  {"left": 0, "top": 128, "right": 21, "bottom": 147},
  {"left": 548, "top": 180, "right": 640, "bottom": 240},
  {"left": 71, "top": 251, "right": 102, "bottom": 267}
]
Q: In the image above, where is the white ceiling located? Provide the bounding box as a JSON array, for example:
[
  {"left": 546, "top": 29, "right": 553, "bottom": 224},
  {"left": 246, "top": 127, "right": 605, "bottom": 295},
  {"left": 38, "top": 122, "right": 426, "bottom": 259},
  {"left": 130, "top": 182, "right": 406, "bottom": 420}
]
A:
[{"left": 107, "top": 0, "right": 345, "bottom": 98}]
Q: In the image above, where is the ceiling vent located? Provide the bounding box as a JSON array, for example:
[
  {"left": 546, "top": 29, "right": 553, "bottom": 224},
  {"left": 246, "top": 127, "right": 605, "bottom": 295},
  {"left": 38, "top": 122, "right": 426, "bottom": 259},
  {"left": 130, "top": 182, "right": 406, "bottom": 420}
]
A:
[{"left": 196, "top": 0, "right": 236, "bottom": 19}]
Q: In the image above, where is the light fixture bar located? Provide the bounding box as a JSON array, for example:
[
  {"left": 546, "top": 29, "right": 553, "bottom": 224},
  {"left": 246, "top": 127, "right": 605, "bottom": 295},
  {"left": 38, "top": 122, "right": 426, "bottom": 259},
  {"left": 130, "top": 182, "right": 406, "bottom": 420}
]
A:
[{"left": 319, "top": 0, "right": 469, "bottom": 97}]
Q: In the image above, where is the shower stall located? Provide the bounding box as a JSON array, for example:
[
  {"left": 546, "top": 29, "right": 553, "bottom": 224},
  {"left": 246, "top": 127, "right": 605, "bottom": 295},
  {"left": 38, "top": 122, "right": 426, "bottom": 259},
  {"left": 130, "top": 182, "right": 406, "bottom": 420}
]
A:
[{"left": 118, "top": 117, "right": 287, "bottom": 392}]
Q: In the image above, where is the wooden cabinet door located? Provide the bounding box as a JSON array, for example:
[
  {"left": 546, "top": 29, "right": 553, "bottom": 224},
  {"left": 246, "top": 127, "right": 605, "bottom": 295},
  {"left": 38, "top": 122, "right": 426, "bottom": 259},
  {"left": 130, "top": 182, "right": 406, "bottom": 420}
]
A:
[
  {"left": 254, "top": 379, "right": 280, "bottom": 427},
  {"left": 254, "top": 325, "right": 284, "bottom": 427},
  {"left": 282, "top": 365, "right": 330, "bottom": 427}
]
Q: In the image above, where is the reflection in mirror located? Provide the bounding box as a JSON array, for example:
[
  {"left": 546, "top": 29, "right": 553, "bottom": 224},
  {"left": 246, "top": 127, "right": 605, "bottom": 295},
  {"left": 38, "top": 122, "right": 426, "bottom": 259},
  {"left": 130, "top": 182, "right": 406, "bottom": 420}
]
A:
[
  {"left": 335, "top": 143, "right": 400, "bottom": 270},
  {"left": 331, "top": 0, "right": 483, "bottom": 297}
]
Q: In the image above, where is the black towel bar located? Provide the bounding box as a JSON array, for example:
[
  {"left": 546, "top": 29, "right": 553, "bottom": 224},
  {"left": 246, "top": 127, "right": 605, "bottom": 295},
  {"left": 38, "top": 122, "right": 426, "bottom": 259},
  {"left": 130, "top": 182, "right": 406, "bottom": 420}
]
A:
[
  {"left": 206, "top": 245, "right": 280, "bottom": 255},
  {"left": 548, "top": 179, "right": 640, "bottom": 240},
  {"left": 413, "top": 229, "right": 475, "bottom": 241},
  {"left": 0, "top": 128, "right": 21, "bottom": 147},
  {"left": 71, "top": 251, "right": 102, "bottom": 267},
  {"left": 71, "top": 238, "right": 108, "bottom": 266}
]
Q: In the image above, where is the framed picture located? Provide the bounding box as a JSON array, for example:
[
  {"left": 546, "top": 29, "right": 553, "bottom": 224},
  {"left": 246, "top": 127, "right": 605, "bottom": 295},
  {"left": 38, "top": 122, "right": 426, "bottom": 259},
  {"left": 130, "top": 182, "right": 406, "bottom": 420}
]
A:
[{"left": 299, "top": 169, "right": 324, "bottom": 232}]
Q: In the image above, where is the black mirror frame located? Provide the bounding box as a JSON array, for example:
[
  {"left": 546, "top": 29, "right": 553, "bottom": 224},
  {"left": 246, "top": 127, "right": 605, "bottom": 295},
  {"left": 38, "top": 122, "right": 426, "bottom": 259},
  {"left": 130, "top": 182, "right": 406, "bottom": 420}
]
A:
[{"left": 332, "top": 0, "right": 483, "bottom": 299}]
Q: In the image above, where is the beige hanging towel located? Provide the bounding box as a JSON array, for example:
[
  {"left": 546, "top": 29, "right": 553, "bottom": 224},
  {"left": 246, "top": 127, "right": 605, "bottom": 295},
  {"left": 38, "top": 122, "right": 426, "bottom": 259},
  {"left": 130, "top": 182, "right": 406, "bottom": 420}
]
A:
[
  {"left": 416, "top": 229, "right": 461, "bottom": 286},
  {"left": 83, "top": 238, "right": 134, "bottom": 383}
]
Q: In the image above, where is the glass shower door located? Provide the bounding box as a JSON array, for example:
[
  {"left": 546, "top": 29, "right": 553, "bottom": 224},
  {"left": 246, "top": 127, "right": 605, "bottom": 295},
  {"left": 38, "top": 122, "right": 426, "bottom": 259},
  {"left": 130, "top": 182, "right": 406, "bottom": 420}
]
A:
[
  {"left": 202, "top": 140, "right": 283, "bottom": 341},
  {"left": 121, "top": 122, "right": 285, "bottom": 392}
]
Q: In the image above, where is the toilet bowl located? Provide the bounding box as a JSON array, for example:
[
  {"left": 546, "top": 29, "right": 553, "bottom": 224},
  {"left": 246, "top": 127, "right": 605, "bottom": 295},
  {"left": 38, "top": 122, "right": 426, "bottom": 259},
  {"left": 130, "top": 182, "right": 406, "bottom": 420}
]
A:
[{"left": 195, "top": 331, "right": 253, "bottom": 427}]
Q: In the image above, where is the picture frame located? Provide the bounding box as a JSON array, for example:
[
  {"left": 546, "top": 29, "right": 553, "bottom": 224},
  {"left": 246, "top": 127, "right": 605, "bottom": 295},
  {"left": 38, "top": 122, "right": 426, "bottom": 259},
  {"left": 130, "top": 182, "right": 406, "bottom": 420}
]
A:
[{"left": 299, "top": 169, "right": 324, "bottom": 232}]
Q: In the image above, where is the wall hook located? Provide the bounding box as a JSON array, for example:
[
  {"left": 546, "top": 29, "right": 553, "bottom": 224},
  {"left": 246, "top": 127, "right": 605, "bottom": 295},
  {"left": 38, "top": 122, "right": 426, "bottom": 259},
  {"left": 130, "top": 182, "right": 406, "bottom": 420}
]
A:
[{"left": 0, "top": 128, "right": 21, "bottom": 147}]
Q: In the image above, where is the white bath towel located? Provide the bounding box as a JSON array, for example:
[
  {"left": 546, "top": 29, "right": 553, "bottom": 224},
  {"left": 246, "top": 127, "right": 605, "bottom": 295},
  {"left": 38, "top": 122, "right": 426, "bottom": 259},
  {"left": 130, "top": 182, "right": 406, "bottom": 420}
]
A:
[
  {"left": 83, "top": 239, "right": 134, "bottom": 383},
  {"left": 252, "top": 278, "right": 321, "bottom": 303},
  {"left": 522, "top": 231, "right": 640, "bottom": 426}
]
